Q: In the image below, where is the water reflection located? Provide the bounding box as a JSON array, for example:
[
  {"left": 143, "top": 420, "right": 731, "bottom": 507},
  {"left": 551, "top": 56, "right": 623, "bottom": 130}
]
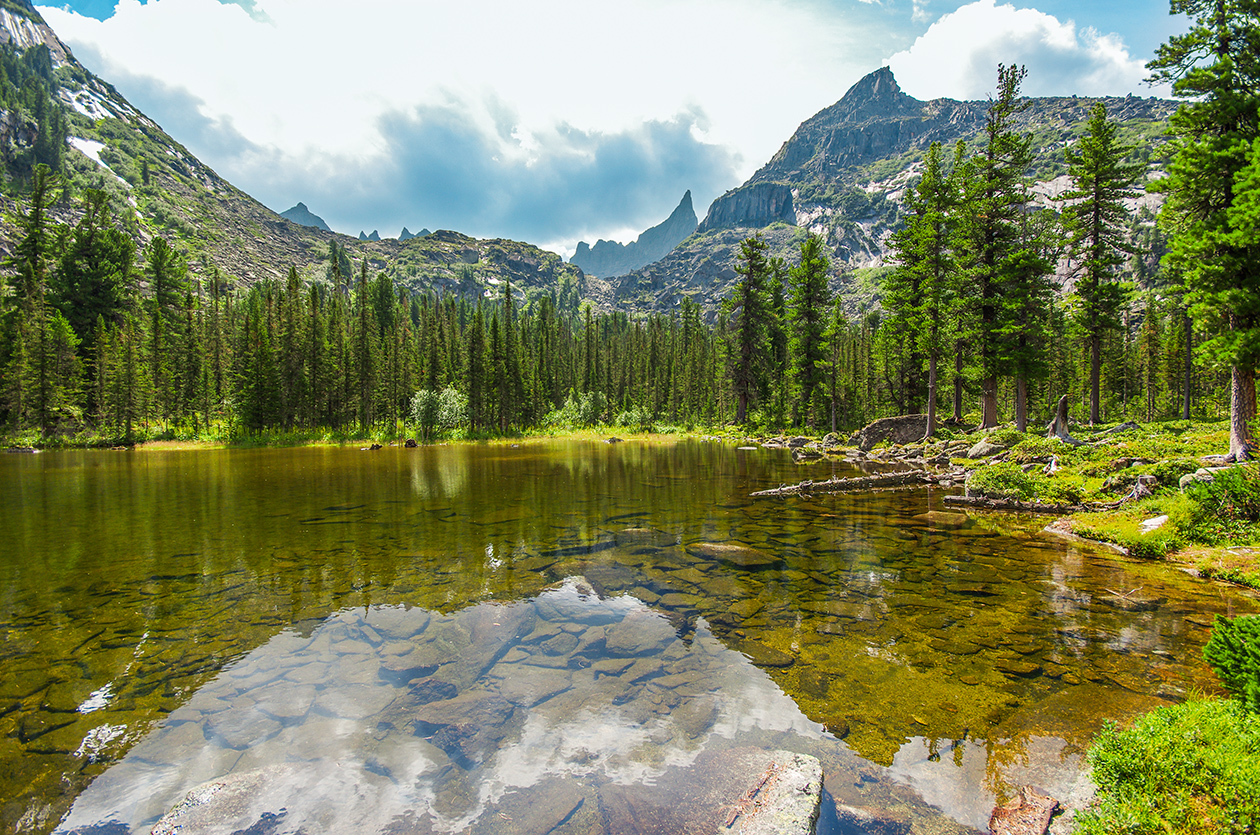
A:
[
  {"left": 57, "top": 581, "right": 833, "bottom": 834},
  {"left": 2, "top": 440, "right": 1258, "bottom": 834}
]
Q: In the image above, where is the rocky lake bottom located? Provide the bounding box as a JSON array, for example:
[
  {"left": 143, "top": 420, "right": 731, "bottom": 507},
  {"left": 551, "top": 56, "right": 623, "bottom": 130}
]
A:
[{"left": 2, "top": 440, "right": 1257, "bottom": 834}]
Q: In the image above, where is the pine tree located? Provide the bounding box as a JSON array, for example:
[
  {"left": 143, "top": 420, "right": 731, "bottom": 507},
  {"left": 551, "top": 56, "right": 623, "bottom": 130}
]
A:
[
  {"left": 1064, "top": 103, "right": 1143, "bottom": 424},
  {"left": 787, "top": 234, "right": 832, "bottom": 428},
  {"left": 959, "top": 65, "right": 1037, "bottom": 428},
  {"left": 885, "top": 141, "right": 961, "bottom": 436},
  {"left": 727, "top": 235, "right": 772, "bottom": 424},
  {"left": 1149, "top": 0, "right": 1260, "bottom": 458}
]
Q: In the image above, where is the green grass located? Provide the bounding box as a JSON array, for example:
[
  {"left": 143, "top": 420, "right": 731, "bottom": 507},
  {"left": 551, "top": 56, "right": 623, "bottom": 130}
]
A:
[{"left": 1075, "top": 698, "right": 1260, "bottom": 835}]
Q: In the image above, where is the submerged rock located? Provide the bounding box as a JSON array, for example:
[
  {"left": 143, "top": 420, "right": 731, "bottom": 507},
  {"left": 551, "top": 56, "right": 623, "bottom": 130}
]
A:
[
  {"left": 688, "top": 542, "right": 779, "bottom": 569},
  {"left": 989, "top": 786, "right": 1058, "bottom": 835}
]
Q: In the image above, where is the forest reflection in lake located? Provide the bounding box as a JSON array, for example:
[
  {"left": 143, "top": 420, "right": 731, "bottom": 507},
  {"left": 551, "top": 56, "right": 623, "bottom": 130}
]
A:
[{"left": 2, "top": 439, "right": 1256, "bottom": 834}]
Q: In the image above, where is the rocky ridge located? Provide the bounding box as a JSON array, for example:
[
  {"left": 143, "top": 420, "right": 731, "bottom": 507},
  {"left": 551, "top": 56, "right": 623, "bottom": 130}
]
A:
[
  {"left": 614, "top": 67, "right": 1177, "bottom": 316},
  {"left": 0, "top": 2, "right": 604, "bottom": 306},
  {"left": 571, "top": 190, "right": 698, "bottom": 277}
]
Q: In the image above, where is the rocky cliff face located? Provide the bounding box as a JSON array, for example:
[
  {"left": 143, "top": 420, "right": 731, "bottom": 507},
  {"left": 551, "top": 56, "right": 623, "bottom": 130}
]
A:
[
  {"left": 570, "top": 190, "right": 698, "bottom": 277},
  {"left": 695, "top": 182, "right": 795, "bottom": 233},
  {"left": 616, "top": 66, "right": 1178, "bottom": 317}
]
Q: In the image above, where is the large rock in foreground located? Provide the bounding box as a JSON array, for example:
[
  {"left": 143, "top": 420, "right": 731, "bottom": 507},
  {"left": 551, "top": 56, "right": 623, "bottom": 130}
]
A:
[{"left": 848, "top": 415, "right": 929, "bottom": 451}]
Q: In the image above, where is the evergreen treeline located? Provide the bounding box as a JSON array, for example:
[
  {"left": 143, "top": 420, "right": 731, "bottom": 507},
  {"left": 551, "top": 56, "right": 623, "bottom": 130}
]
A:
[
  {"left": 0, "top": 163, "right": 1220, "bottom": 444},
  {"left": 0, "top": 44, "right": 68, "bottom": 189},
  {"left": 1, "top": 42, "right": 1250, "bottom": 444}
]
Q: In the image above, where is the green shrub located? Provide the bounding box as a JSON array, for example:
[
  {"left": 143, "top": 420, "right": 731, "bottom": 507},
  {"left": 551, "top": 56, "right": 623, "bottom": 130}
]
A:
[
  {"left": 1204, "top": 615, "right": 1260, "bottom": 715},
  {"left": 1040, "top": 474, "right": 1087, "bottom": 505},
  {"left": 1173, "top": 466, "right": 1260, "bottom": 545},
  {"left": 1076, "top": 698, "right": 1260, "bottom": 835},
  {"left": 1151, "top": 458, "right": 1200, "bottom": 486},
  {"left": 987, "top": 427, "right": 1028, "bottom": 448},
  {"left": 966, "top": 462, "right": 1040, "bottom": 501}
]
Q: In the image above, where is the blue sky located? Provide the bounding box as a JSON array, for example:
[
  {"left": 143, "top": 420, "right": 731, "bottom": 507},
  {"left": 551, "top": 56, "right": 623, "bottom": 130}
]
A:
[{"left": 38, "top": 0, "right": 1185, "bottom": 254}]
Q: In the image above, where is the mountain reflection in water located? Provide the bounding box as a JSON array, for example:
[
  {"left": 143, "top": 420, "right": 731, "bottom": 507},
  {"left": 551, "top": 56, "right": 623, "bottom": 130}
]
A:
[
  {"left": 3, "top": 440, "right": 1257, "bottom": 835},
  {"left": 58, "top": 581, "right": 835, "bottom": 834}
]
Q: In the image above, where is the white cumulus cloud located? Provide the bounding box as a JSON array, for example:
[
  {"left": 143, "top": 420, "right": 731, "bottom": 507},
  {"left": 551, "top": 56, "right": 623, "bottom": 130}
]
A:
[
  {"left": 38, "top": 0, "right": 877, "bottom": 246},
  {"left": 885, "top": 0, "right": 1166, "bottom": 100}
]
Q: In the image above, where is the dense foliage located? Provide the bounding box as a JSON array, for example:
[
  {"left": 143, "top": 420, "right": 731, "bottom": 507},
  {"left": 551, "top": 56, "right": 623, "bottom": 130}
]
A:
[
  {"left": 1076, "top": 698, "right": 1260, "bottom": 835},
  {"left": 1203, "top": 614, "right": 1260, "bottom": 714}
]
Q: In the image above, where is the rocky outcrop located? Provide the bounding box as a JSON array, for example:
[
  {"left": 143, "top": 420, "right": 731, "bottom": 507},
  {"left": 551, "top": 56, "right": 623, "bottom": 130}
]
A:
[
  {"left": 278, "top": 202, "right": 331, "bottom": 232},
  {"left": 752, "top": 66, "right": 983, "bottom": 186},
  {"left": 571, "top": 190, "right": 698, "bottom": 277},
  {"left": 399, "top": 227, "right": 430, "bottom": 241},
  {"left": 697, "top": 182, "right": 795, "bottom": 233},
  {"left": 847, "top": 414, "right": 929, "bottom": 450},
  {"left": 609, "top": 67, "right": 1177, "bottom": 318}
]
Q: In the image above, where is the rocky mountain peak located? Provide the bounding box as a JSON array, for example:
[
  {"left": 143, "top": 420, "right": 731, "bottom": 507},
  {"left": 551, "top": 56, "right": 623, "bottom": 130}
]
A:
[
  {"left": 831, "top": 66, "right": 912, "bottom": 122},
  {"left": 280, "top": 202, "right": 331, "bottom": 232},
  {"left": 570, "top": 190, "right": 698, "bottom": 277},
  {"left": 0, "top": 0, "right": 71, "bottom": 64}
]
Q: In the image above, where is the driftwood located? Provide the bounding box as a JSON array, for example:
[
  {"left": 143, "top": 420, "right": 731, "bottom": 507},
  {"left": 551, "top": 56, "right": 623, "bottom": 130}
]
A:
[
  {"left": 946, "top": 474, "right": 1158, "bottom": 515},
  {"left": 752, "top": 470, "right": 967, "bottom": 498},
  {"left": 944, "top": 495, "right": 1085, "bottom": 514}
]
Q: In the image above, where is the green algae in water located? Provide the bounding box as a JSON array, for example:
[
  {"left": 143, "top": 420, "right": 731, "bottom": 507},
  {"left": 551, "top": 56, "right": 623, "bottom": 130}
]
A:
[{"left": 2, "top": 440, "right": 1257, "bottom": 834}]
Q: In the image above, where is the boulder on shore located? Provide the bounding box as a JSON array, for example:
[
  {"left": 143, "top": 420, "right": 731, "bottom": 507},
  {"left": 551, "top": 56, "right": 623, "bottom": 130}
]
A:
[{"left": 847, "top": 415, "right": 929, "bottom": 451}]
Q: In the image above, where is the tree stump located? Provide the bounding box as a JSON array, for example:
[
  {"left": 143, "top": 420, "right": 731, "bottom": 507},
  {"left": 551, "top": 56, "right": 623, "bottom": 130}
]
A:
[{"left": 1047, "top": 396, "right": 1085, "bottom": 446}]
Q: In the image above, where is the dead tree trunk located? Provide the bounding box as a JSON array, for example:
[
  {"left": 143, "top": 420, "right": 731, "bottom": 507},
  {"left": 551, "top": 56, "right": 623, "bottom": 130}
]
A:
[{"left": 1047, "top": 395, "right": 1085, "bottom": 446}]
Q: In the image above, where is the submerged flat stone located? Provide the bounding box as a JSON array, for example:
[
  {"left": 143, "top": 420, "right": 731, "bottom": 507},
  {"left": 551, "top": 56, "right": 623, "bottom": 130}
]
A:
[
  {"left": 912, "top": 511, "right": 969, "bottom": 529},
  {"left": 688, "top": 542, "right": 779, "bottom": 568},
  {"left": 734, "top": 639, "right": 795, "bottom": 668}
]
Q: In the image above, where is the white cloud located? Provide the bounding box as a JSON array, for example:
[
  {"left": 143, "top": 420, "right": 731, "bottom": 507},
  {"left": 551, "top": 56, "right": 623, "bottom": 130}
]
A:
[
  {"left": 885, "top": 0, "right": 1166, "bottom": 101},
  {"left": 38, "top": 0, "right": 880, "bottom": 243}
]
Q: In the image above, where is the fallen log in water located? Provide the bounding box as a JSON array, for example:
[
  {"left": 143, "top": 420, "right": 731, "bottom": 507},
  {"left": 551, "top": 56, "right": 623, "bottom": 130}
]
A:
[
  {"left": 751, "top": 470, "right": 965, "bottom": 498},
  {"left": 943, "top": 495, "right": 1085, "bottom": 514}
]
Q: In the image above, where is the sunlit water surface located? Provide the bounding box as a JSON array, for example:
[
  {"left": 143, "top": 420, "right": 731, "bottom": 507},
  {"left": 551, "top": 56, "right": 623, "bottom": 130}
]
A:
[{"left": 1, "top": 440, "right": 1256, "bottom": 834}]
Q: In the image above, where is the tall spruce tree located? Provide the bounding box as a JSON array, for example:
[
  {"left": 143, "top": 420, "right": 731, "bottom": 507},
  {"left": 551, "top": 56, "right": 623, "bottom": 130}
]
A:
[
  {"left": 1064, "top": 103, "right": 1143, "bottom": 425},
  {"left": 886, "top": 141, "right": 961, "bottom": 437},
  {"left": 1149, "top": 0, "right": 1260, "bottom": 458},
  {"left": 960, "top": 65, "right": 1037, "bottom": 428},
  {"left": 788, "top": 234, "right": 832, "bottom": 428},
  {"left": 727, "top": 235, "right": 772, "bottom": 424}
]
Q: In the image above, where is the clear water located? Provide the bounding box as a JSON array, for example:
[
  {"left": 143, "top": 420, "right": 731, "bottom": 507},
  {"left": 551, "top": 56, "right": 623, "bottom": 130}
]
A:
[{"left": 2, "top": 440, "right": 1256, "bottom": 834}]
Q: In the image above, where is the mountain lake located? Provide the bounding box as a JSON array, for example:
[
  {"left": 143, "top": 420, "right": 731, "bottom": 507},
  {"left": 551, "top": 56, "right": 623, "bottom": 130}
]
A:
[{"left": 2, "top": 438, "right": 1256, "bottom": 834}]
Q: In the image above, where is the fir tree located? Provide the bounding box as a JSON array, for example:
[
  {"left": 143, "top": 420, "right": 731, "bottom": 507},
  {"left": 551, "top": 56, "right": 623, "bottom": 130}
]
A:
[
  {"left": 1064, "top": 103, "right": 1143, "bottom": 425},
  {"left": 727, "top": 235, "right": 772, "bottom": 424},
  {"left": 1149, "top": 0, "right": 1260, "bottom": 458}
]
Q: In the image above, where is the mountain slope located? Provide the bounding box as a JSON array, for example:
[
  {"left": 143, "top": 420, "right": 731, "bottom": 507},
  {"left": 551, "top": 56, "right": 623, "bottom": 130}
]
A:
[
  {"left": 614, "top": 67, "right": 1177, "bottom": 316},
  {"left": 570, "top": 190, "right": 698, "bottom": 277},
  {"left": 0, "top": 0, "right": 596, "bottom": 303}
]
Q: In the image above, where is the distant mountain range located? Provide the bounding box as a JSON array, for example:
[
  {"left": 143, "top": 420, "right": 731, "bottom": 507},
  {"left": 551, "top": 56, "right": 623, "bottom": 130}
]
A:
[
  {"left": 570, "top": 190, "right": 697, "bottom": 277},
  {"left": 0, "top": 0, "right": 599, "bottom": 303},
  {"left": 611, "top": 66, "right": 1176, "bottom": 316},
  {"left": 0, "top": 0, "right": 1178, "bottom": 319}
]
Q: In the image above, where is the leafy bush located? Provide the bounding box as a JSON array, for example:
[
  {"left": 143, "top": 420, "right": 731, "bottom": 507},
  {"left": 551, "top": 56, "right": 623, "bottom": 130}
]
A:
[
  {"left": 986, "top": 427, "right": 1028, "bottom": 448},
  {"left": 1151, "top": 458, "right": 1201, "bottom": 486},
  {"left": 613, "top": 408, "right": 653, "bottom": 432},
  {"left": 544, "top": 391, "right": 606, "bottom": 428},
  {"left": 1076, "top": 698, "right": 1260, "bottom": 835},
  {"left": 1040, "top": 473, "right": 1087, "bottom": 505},
  {"left": 1008, "top": 435, "right": 1059, "bottom": 462},
  {"left": 966, "top": 462, "right": 1040, "bottom": 501},
  {"left": 410, "top": 386, "right": 467, "bottom": 440},
  {"left": 1172, "top": 466, "right": 1260, "bottom": 545},
  {"left": 1204, "top": 615, "right": 1260, "bottom": 715}
]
